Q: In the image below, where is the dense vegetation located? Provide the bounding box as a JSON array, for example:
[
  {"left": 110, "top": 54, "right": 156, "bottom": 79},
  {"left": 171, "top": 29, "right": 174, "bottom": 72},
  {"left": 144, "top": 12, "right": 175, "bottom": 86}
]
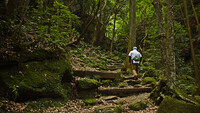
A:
[{"left": 0, "top": 0, "right": 200, "bottom": 112}]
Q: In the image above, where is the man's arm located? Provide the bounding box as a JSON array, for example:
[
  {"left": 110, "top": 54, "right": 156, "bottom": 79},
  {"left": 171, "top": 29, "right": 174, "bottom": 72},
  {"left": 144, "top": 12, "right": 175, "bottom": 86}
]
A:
[{"left": 140, "top": 57, "right": 142, "bottom": 63}]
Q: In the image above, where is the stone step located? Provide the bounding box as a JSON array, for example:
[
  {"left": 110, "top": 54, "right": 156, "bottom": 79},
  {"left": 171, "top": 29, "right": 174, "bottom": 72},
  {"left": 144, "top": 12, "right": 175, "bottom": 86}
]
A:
[
  {"left": 106, "top": 66, "right": 122, "bottom": 71},
  {"left": 98, "top": 86, "right": 152, "bottom": 95},
  {"left": 74, "top": 70, "right": 121, "bottom": 79},
  {"left": 124, "top": 80, "right": 142, "bottom": 85},
  {"left": 123, "top": 76, "right": 135, "bottom": 80}
]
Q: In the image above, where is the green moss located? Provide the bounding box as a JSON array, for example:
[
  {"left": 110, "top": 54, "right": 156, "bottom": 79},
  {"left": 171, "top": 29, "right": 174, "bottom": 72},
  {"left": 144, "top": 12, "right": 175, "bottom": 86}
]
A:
[
  {"left": 84, "top": 98, "right": 97, "bottom": 105},
  {"left": 142, "top": 77, "right": 157, "bottom": 86},
  {"left": 128, "top": 101, "right": 147, "bottom": 111},
  {"left": 157, "top": 96, "right": 200, "bottom": 113},
  {"left": 118, "top": 83, "right": 128, "bottom": 88},
  {"left": 94, "top": 106, "right": 122, "bottom": 113},
  {"left": 78, "top": 90, "right": 97, "bottom": 105},
  {"left": 0, "top": 57, "right": 73, "bottom": 102},
  {"left": 77, "top": 78, "right": 102, "bottom": 90}
]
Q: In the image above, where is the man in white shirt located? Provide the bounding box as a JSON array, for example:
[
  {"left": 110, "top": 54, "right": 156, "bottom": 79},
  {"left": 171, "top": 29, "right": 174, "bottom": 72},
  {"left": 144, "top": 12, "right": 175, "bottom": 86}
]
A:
[{"left": 128, "top": 47, "right": 142, "bottom": 80}]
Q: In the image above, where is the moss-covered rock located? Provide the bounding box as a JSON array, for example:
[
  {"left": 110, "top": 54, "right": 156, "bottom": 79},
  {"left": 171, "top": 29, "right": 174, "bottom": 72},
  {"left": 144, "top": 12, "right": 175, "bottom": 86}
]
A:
[
  {"left": 84, "top": 98, "right": 97, "bottom": 105},
  {"left": 77, "top": 78, "right": 102, "bottom": 90},
  {"left": 157, "top": 96, "right": 200, "bottom": 113},
  {"left": 150, "top": 80, "right": 172, "bottom": 105},
  {"left": 128, "top": 101, "right": 147, "bottom": 111},
  {"left": 0, "top": 56, "right": 73, "bottom": 102},
  {"left": 142, "top": 77, "right": 157, "bottom": 86}
]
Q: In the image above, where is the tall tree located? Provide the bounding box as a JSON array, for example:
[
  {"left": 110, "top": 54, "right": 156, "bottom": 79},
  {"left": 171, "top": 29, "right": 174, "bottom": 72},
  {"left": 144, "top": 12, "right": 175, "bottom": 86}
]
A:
[
  {"left": 183, "top": 0, "right": 200, "bottom": 95},
  {"left": 125, "top": 0, "right": 136, "bottom": 69},
  {"left": 110, "top": 11, "right": 117, "bottom": 53},
  {"left": 166, "top": 0, "right": 176, "bottom": 88},
  {"left": 190, "top": 0, "right": 200, "bottom": 31},
  {"left": 152, "top": 0, "right": 167, "bottom": 80}
]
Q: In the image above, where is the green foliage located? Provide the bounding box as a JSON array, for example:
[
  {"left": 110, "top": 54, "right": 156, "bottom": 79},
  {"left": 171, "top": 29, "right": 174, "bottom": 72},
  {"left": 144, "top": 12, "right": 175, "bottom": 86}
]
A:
[
  {"left": 33, "top": 1, "right": 79, "bottom": 49},
  {"left": 176, "top": 75, "right": 197, "bottom": 95}
]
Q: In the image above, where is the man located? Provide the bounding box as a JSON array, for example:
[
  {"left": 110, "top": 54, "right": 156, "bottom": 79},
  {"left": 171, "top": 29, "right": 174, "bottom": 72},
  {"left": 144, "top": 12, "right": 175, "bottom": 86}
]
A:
[{"left": 128, "top": 46, "right": 142, "bottom": 80}]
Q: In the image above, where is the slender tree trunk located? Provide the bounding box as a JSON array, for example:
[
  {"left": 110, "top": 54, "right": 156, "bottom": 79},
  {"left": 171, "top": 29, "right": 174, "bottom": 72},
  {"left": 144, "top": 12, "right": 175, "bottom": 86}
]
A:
[
  {"left": 166, "top": 0, "right": 176, "bottom": 88},
  {"left": 0, "top": 0, "right": 7, "bottom": 15},
  {"left": 125, "top": 0, "right": 136, "bottom": 69},
  {"left": 72, "top": 0, "right": 101, "bottom": 45},
  {"left": 110, "top": 12, "right": 117, "bottom": 53},
  {"left": 93, "top": 1, "right": 118, "bottom": 46},
  {"left": 153, "top": 0, "right": 169, "bottom": 83},
  {"left": 183, "top": 0, "right": 200, "bottom": 95},
  {"left": 190, "top": 0, "right": 200, "bottom": 31},
  {"left": 129, "top": 0, "right": 136, "bottom": 47}
]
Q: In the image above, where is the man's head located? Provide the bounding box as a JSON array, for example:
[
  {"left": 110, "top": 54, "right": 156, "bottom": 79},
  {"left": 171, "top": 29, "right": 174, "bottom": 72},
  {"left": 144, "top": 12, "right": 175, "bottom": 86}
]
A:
[{"left": 133, "top": 46, "right": 137, "bottom": 50}]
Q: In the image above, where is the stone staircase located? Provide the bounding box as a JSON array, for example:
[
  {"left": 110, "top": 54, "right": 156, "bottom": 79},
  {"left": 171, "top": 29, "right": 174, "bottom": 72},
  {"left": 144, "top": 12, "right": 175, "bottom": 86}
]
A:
[{"left": 98, "top": 75, "right": 152, "bottom": 96}]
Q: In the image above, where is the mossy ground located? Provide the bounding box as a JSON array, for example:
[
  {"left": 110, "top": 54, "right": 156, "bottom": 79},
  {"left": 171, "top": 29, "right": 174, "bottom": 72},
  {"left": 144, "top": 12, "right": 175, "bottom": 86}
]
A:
[
  {"left": 157, "top": 96, "right": 200, "bottom": 113},
  {"left": 142, "top": 77, "right": 157, "bottom": 86},
  {"left": 78, "top": 90, "right": 97, "bottom": 105},
  {"left": 128, "top": 100, "right": 147, "bottom": 111}
]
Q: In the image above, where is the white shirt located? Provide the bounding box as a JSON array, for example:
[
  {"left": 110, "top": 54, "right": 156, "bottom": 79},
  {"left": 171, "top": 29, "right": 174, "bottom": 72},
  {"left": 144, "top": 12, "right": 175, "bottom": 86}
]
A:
[{"left": 128, "top": 49, "right": 142, "bottom": 64}]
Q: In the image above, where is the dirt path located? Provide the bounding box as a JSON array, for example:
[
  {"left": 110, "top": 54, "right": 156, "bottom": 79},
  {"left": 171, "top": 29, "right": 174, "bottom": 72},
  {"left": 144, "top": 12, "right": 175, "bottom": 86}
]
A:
[{"left": 42, "top": 93, "right": 158, "bottom": 113}]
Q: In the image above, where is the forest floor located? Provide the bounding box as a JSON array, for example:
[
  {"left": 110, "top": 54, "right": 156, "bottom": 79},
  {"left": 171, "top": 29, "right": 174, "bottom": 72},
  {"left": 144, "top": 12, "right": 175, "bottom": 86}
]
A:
[
  {"left": 0, "top": 92, "right": 158, "bottom": 113},
  {"left": 43, "top": 93, "right": 158, "bottom": 113},
  {"left": 0, "top": 45, "right": 158, "bottom": 113}
]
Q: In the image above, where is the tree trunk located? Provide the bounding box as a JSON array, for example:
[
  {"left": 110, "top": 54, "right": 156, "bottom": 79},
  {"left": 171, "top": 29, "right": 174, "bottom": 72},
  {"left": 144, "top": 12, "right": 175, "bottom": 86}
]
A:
[
  {"left": 72, "top": 0, "right": 101, "bottom": 45},
  {"left": 183, "top": 0, "right": 200, "bottom": 95},
  {"left": 166, "top": 0, "right": 176, "bottom": 88},
  {"left": 129, "top": 0, "right": 136, "bottom": 47},
  {"left": 125, "top": 0, "right": 136, "bottom": 69},
  {"left": 93, "top": 1, "right": 118, "bottom": 46},
  {"left": 190, "top": 0, "right": 200, "bottom": 31},
  {"left": 0, "top": 0, "right": 7, "bottom": 15},
  {"left": 110, "top": 12, "right": 117, "bottom": 53},
  {"left": 152, "top": 0, "right": 167, "bottom": 80}
]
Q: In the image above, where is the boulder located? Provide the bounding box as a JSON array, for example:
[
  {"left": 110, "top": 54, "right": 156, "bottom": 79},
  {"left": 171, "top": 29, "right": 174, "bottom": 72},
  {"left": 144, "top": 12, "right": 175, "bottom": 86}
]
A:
[
  {"left": 0, "top": 56, "right": 73, "bottom": 102},
  {"left": 77, "top": 78, "right": 102, "bottom": 90},
  {"left": 157, "top": 96, "right": 200, "bottom": 113}
]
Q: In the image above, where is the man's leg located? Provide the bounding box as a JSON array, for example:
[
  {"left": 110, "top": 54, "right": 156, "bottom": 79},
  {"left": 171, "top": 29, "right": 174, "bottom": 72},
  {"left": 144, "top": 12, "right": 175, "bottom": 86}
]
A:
[
  {"left": 135, "top": 63, "right": 139, "bottom": 79},
  {"left": 132, "top": 63, "right": 137, "bottom": 77}
]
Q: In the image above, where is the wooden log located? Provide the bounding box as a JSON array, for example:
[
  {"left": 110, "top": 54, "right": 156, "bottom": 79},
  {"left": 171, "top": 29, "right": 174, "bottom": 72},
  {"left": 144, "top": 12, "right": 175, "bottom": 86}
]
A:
[
  {"left": 74, "top": 70, "right": 121, "bottom": 79},
  {"left": 98, "top": 87, "right": 152, "bottom": 95}
]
